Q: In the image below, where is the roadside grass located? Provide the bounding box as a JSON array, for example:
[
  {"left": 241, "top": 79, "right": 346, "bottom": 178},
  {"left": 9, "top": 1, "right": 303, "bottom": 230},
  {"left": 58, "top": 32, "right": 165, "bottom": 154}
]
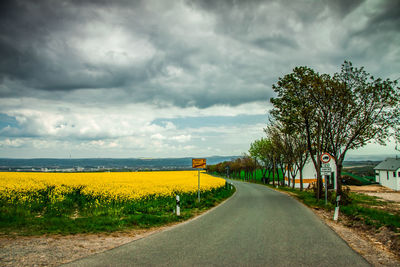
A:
[
  {"left": 271, "top": 185, "right": 400, "bottom": 232},
  {"left": 340, "top": 205, "right": 400, "bottom": 230},
  {"left": 0, "top": 186, "right": 235, "bottom": 236}
]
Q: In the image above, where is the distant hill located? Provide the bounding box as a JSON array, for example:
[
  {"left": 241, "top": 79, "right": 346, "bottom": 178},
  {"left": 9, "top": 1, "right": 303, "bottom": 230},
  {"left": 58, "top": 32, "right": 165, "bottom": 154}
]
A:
[
  {"left": 343, "top": 160, "right": 380, "bottom": 167},
  {"left": 345, "top": 154, "right": 399, "bottom": 162},
  {"left": 0, "top": 156, "right": 240, "bottom": 171}
]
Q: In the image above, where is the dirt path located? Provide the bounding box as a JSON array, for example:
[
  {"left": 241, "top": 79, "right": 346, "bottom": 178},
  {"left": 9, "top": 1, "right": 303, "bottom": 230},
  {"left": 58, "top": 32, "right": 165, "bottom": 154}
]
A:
[
  {"left": 313, "top": 208, "right": 400, "bottom": 266},
  {"left": 0, "top": 229, "right": 159, "bottom": 266}
]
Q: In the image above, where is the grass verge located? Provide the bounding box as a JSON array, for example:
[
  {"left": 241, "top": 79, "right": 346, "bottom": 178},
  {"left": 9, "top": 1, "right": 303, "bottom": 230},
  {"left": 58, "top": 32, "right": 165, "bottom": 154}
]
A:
[
  {"left": 0, "top": 185, "right": 235, "bottom": 236},
  {"left": 269, "top": 185, "right": 400, "bottom": 232}
]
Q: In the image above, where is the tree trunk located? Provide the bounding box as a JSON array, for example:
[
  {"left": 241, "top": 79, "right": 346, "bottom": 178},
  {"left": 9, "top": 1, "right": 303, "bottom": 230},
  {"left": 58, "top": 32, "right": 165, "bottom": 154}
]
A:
[
  {"left": 262, "top": 168, "right": 267, "bottom": 179},
  {"left": 267, "top": 168, "right": 272, "bottom": 184},
  {"left": 292, "top": 173, "right": 295, "bottom": 189},
  {"left": 316, "top": 170, "right": 322, "bottom": 200},
  {"left": 254, "top": 158, "right": 257, "bottom": 182},
  {"left": 336, "top": 159, "right": 343, "bottom": 196},
  {"left": 310, "top": 154, "right": 322, "bottom": 200},
  {"left": 272, "top": 159, "right": 276, "bottom": 186},
  {"left": 300, "top": 170, "right": 303, "bottom": 191}
]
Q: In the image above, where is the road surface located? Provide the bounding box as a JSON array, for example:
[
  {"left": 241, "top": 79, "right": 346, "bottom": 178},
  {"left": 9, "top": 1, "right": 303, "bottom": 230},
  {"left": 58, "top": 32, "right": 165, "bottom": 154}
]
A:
[{"left": 64, "top": 180, "right": 370, "bottom": 266}]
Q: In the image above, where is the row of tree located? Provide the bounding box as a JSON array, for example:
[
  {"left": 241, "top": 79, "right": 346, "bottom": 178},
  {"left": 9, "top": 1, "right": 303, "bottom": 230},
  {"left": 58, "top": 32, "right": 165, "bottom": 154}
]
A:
[
  {"left": 206, "top": 156, "right": 258, "bottom": 181},
  {"left": 251, "top": 61, "right": 399, "bottom": 199},
  {"left": 208, "top": 62, "right": 399, "bottom": 201}
]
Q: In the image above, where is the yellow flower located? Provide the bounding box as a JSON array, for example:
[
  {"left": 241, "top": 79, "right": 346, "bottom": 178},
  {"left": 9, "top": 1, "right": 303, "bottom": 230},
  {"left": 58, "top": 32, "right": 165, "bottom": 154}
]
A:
[{"left": 0, "top": 171, "right": 225, "bottom": 203}]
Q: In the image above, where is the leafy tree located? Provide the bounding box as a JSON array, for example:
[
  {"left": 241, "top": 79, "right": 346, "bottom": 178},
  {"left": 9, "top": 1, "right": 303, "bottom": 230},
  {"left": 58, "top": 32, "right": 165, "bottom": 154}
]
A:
[
  {"left": 325, "top": 61, "right": 399, "bottom": 195},
  {"left": 270, "top": 62, "right": 399, "bottom": 198},
  {"left": 265, "top": 124, "right": 289, "bottom": 187},
  {"left": 287, "top": 129, "right": 309, "bottom": 190},
  {"left": 249, "top": 138, "right": 274, "bottom": 183},
  {"left": 240, "top": 154, "right": 256, "bottom": 181},
  {"left": 271, "top": 67, "right": 328, "bottom": 198}
]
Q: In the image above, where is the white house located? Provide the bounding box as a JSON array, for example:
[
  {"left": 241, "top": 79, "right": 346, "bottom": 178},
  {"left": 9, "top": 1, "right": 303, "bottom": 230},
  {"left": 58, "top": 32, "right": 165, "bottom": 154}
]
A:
[
  {"left": 374, "top": 157, "right": 400, "bottom": 191},
  {"left": 285, "top": 155, "right": 337, "bottom": 189}
]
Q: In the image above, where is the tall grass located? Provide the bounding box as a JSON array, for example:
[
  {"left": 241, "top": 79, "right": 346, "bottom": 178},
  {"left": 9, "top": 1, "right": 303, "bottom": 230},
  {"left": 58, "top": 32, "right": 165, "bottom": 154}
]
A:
[{"left": 0, "top": 185, "right": 234, "bottom": 235}]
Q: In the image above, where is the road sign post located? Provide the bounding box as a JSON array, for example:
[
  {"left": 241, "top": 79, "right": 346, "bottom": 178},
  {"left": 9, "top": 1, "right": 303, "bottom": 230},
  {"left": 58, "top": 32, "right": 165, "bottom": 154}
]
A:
[
  {"left": 325, "top": 173, "right": 328, "bottom": 205},
  {"left": 320, "top": 153, "right": 331, "bottom": 206},
  {"left": 192, "top": 158, "right": 206, "bottom": 202}
]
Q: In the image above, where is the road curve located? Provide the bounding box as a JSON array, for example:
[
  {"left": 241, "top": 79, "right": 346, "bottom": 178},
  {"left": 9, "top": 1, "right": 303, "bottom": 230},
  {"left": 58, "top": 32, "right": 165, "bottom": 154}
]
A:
[{"left": 64, "top": 180, "right": 370, "bottom": 266}]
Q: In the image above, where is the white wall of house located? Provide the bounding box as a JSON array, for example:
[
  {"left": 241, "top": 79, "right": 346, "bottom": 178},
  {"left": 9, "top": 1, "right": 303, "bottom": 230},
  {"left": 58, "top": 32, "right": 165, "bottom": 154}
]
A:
[
  {"left": 375, "top": 169, "right": 400, "bottom": 191},
  {"left": 285, "top": 157, "right": 337, "bottom": 189}
]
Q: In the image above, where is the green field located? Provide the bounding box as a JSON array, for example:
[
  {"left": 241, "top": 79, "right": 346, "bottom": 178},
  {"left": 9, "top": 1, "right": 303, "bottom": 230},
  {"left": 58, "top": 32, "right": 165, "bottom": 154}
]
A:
[
  {"left": 342, "top": 171, "right": 376, "bottom": 185},
  {"left": 233, "top": 168, "right": 376, "bottom": 186},
  {"left": 213, "top": 169, "right": 285, "bottom": 182}
]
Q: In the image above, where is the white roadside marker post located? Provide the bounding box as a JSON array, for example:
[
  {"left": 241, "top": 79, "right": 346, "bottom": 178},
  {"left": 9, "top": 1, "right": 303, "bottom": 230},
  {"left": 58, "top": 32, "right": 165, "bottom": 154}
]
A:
[
  {"left": 176, "top": 195, "right": 180, "bottom": 216},
  {"left": 334, "top": 195, "right": 340, "bottom": 221}
]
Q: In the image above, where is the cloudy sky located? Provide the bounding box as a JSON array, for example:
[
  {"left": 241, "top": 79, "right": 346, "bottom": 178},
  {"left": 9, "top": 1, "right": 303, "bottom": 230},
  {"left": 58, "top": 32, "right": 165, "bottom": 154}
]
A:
[{"left": 0, "top": 0, "right": 399, "bottom": 159}]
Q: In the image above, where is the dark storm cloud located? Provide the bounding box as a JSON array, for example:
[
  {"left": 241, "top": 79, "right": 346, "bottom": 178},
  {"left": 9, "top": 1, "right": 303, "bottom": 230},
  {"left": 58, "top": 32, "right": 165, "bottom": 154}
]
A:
[
  {"left": 0, "top": 0, "right": 399, "bottom": 108},
  {"left": 0, "top": 1, "right": 96, "bottom": 92},
  {"left": 0, "top": 0, "right": 272, "bottom": 107},
  {"left": 0, "top": 1, "right": 150, "bottom": 90},
  {"left": 327, "top": 0, "right": 365, "bottom": 17},
  {"left": 358, "top": 0, "right": 400, "bottom": 35}
]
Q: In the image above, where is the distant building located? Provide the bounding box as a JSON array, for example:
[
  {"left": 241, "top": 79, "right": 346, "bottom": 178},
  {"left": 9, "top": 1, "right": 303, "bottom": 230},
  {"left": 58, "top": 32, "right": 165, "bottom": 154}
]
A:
[
  {"left": 75, "top": 166, "right": 84, "bottom": 172},
  {"left": 285, "top": 155, "right": 337, "bottom": 189},
  {"left": 374, "top": 157, "right": 400, "bottom": 191}
]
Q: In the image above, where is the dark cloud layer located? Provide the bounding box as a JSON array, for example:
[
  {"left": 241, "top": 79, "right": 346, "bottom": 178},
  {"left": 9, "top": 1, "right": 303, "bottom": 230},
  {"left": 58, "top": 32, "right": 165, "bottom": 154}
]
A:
[
  {"left": 0, "top": 0, "right": 399, "bottom": 108},
  {"left": 0, "top": 0, "right": 399, "bottom": 158}
]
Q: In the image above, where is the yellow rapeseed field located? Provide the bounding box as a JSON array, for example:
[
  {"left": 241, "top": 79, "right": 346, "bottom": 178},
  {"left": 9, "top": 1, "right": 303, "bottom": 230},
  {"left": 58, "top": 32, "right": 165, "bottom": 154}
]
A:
[{"left": 0, "top": 171, "right": 225, "bottom": 203}]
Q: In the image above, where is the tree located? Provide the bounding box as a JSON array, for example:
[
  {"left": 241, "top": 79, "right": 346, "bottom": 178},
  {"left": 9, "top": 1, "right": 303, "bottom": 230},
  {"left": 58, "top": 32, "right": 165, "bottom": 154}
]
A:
[
  {"left": 271, "top": 67, "right": 329, "bottom": 198},
  {"left": 240, "top": 154, "right": 256, "bottom": 181},
  {"left": 270, "top": 62, "right": 400, "bottom": 198},
  {"left": 288, "top": 129, "right": 309, "bottom": 190},
  {"left": 249, "top": 138, "right": 274, "bottom": 183},
  {"left": 325, "top": 61, "right": 399, "bottom": 195},
  {"left": 265, "top": 124, "right": 289, "bottom": 187}
]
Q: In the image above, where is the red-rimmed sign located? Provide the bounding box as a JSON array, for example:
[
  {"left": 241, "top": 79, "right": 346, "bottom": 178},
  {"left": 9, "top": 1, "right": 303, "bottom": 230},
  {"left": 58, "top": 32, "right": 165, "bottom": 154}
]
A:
[{"left": 321, "top": 153, "right": 331, "bottom": 163}]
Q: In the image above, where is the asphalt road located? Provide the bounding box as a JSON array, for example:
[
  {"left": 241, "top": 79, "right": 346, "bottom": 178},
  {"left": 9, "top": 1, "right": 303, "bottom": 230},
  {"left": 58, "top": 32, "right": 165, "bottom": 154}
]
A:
[{"left": 64, "top": 180, "right": 370, "bottom": 266}]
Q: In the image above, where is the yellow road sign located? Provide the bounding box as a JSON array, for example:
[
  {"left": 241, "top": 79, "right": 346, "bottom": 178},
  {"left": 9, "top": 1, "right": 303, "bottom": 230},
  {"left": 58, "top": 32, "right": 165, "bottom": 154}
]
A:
[{"left": 192, "top": 158, "right": 206, "bottom": 169}]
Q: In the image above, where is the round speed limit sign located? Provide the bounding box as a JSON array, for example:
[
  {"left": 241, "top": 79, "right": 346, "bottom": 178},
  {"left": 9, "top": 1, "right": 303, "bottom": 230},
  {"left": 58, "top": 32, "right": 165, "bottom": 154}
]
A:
[{"left": 321, "top": 153, "right": 331, "bottom": 163}]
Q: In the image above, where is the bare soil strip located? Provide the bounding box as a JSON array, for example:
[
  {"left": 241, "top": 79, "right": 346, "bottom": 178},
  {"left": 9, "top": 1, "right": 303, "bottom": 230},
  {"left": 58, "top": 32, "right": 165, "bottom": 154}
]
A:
[
  {"left": 313, "top": 208, "right": 400, "bottom": 267},
  {"left": 0, "top": 229, "right": 160, "bottom": 266}
]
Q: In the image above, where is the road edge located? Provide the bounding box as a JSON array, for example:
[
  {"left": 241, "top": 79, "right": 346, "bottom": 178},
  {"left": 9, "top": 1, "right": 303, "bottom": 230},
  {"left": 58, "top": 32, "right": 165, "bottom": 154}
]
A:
[
  {"left": 61, "top": 181, "right": 237, "bottom": 266},
  {"left": 267, "top": 185, "right": 400, "bottom": 266}
]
